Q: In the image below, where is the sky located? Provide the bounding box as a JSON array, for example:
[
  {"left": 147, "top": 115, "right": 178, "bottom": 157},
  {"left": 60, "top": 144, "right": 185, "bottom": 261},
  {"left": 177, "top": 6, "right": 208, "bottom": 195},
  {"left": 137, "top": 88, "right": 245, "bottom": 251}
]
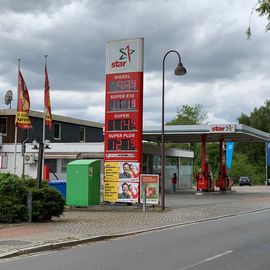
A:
[{"left": 0, "top": 0, "right": 269, "bottom": 126}]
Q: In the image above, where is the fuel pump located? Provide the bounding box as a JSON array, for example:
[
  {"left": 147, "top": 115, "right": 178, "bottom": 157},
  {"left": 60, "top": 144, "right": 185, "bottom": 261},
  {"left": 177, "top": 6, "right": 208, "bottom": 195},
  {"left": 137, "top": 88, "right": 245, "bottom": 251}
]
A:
[
  {"left": 197, "top": 165, "right": 209, "bottom": 191},
  {"left": 197, "top": 164, "right": 214, "bottom": 191},
  {"left": 197, "top": 135, "right": 215, "bottom": 192}
]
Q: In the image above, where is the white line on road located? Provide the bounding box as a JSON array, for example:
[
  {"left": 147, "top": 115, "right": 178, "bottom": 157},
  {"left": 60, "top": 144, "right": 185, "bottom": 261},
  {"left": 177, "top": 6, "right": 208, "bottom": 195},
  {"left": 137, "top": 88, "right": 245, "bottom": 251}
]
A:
[{"left": 180, "top": 250, "right": 233, "bottom": 270}]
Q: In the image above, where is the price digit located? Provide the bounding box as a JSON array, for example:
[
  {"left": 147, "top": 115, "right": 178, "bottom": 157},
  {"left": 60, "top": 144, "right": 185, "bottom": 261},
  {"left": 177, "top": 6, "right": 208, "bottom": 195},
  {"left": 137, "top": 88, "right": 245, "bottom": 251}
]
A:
[
  {"left": 131, "top": 119, "right": 135, "bottom": 129},
  {"left": 116, "top": 140, "right": 122, "bottom": 150},
  {"left": 117, "top": 81, "right": 123, "bottom": 91},
  {"left": 131, "top": 99, "right": 136, "bottom": 109},
  {"left": 129, "top": 139, "right": 135, "bottom": 150},
  {"left": 131, "top": 80, "right": 136, "bottom": 91}
]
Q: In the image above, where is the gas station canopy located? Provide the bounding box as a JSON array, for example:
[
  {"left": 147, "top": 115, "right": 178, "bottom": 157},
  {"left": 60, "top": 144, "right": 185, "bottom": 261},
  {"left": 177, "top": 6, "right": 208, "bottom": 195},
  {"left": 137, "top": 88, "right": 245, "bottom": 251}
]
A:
[{"left": 143, "top": 124, "right": 270, "bottom": 143}]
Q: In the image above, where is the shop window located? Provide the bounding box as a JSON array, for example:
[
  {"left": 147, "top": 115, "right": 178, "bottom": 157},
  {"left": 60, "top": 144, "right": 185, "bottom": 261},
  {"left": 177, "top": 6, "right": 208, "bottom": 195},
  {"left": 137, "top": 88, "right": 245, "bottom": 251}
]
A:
[
  {"left": 61, "top": 159, "right": 71, "bottom": 173},
  {"left": 54, "top": 123, "right": 61, "bottom": 140},
  {"left": 0, "top": 117, "right": 7, "bottom": 135},
  {"left": 80, "top": 127, "right": 85, "bottom": 142},
  {"left": 0, "top": 155, "right": 8, "bottom": 169},
  {"left": 166, "top": 157, "right": 178, "bottom": 167},
  {"left": 180, "top": 157, "right": 192, "bottom": 165}
]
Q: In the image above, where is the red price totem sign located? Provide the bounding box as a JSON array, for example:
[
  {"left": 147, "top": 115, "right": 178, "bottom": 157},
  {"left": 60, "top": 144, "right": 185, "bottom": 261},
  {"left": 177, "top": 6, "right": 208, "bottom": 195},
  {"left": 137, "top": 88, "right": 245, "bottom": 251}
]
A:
[{"left": 104, "top": 38, "right": 144, "bottom": 203}]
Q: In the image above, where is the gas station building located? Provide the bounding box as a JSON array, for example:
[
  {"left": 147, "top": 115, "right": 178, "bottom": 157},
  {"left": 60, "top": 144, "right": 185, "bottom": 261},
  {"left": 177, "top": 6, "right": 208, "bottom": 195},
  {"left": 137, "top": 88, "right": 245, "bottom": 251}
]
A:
[{"left": 143, "top": 124, "right": 270, "bottom": 191}]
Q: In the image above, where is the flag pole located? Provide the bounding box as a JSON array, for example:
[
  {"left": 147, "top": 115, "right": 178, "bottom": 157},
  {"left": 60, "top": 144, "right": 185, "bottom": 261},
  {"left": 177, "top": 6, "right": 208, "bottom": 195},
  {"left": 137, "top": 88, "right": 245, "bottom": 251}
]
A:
[
  {"left": 13, "top": 58, "right": 20, "bottom": 175},
  {"left": 41, "top": 54, "right": 48, "bottom": 180},
  {"left": 43, "top": 54, "right": 47, "bottom": 142}
]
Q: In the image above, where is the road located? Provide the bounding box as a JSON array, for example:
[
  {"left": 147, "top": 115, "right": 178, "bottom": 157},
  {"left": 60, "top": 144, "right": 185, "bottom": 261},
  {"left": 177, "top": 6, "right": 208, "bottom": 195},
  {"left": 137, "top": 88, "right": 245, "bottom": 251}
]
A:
[{"left": 1, "top": 209, "right": 270, "bottom": 270}]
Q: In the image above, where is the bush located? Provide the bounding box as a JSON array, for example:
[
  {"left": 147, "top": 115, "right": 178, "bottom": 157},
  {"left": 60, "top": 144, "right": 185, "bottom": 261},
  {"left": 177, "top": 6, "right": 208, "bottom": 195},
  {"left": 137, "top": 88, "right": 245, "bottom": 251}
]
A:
[
  {"left": 0, "top": 196, "right": 27, "bottom": 223},
  {"left": 229, "top": 153, "right": 264, "bottom": 185},
  {"left": 31, "top": 187, "right": 65, "bottom": 222},
  {"left": 0, "top": 173, "right": 64, "bottom": 223}
]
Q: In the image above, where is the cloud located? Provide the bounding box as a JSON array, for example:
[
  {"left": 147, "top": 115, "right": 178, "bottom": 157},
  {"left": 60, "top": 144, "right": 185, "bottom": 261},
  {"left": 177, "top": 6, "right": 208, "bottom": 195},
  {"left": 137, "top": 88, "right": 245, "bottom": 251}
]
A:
[{"left": 0, "top": 0, "right": 270, "bottom": 128}]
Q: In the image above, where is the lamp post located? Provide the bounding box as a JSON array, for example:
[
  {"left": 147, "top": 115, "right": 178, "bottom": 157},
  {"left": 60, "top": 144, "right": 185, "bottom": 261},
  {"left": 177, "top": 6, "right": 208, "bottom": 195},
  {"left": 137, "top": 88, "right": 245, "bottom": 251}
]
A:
[
  {"left": 161, "top": 50, "right": 187, "bottom": 211},
  {"left": 32, "top": 139, "right": 51, "bottom": 188}
]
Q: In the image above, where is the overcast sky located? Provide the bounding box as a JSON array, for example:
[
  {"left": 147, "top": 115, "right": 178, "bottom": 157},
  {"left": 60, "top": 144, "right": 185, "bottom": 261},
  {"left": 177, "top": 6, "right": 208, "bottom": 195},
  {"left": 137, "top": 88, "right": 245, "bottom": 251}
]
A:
[{"left": 0, "top": 0, "right": 269, "bottom": 126}]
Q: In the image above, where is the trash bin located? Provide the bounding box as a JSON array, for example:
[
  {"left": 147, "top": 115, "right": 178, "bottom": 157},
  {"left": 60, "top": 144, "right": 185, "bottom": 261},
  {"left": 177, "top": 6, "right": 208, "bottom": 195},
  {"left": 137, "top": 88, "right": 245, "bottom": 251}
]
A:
[
  {"left": 49, "top": 180, "right": 66, "bottom": 200},
  {"left": 66, "top": 159, "right": 100, "bottom": 206}
]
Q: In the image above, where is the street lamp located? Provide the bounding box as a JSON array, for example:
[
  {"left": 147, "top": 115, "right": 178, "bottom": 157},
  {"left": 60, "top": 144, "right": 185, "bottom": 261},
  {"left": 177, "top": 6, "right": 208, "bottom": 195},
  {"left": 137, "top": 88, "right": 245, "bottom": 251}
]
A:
[
  {"left": 32, "top": 139, "right": 51, "bottom": 188},
  {"left": 161, "top": 50, "right": 187, "bottom": 211}
]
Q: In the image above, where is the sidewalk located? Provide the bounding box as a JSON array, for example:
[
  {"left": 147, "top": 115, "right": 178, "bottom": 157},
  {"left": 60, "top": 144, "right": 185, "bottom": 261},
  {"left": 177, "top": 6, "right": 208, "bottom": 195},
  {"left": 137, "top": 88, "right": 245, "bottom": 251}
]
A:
[{"left": 1, "top": 186, "right": 270, "bottom": 259}]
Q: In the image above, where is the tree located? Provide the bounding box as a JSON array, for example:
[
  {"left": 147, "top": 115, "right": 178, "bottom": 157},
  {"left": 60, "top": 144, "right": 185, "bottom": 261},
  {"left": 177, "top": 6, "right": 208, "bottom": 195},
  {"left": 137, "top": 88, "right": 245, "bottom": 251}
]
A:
[
  {"left": 166, "top": 104, "right": 207, "bottom": 126},
  {"left": 229, "top": 153, "right": 257, "bottom": 183},
  {"left": 236, "top": 100, "right": 270, "bottom": 184},
  {"left": 246, "top": 0, "right": 270, "bottom": 39},
  {"left": 238, "top": 100, "right": 270, "bottom": 132},
  {"left": 166, "top": 104, "right": 213, "bottom": 178}
]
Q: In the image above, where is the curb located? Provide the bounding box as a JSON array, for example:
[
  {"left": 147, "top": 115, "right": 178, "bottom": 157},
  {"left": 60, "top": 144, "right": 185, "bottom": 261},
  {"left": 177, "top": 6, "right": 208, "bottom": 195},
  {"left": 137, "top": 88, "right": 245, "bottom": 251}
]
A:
[{"left": 1, "top": 207, "right": 270, "bottom": 260}]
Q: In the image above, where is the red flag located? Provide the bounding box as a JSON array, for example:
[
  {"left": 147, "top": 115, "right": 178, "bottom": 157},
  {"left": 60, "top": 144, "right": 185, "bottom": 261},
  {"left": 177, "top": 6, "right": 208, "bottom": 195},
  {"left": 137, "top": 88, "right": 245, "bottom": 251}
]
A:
[
  {"left": 44, "top": 64, "right": 52, "bottom": 129},
  {"left": 15, "top": 70, "right": 32, "bottom": 129}
]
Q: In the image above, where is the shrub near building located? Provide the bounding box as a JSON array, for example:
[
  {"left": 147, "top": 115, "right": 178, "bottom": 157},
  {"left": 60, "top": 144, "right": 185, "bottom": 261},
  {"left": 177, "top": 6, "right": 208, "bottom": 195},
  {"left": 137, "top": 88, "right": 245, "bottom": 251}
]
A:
[{"left": 0, "top": 173, "right": 64, "bottom": 223}]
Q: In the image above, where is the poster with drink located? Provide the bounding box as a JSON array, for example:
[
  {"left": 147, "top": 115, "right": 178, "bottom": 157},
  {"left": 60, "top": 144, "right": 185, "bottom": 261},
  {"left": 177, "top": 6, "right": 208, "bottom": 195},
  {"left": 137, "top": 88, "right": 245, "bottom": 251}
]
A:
[
  {"left": 118, "top": 181, "right": 139, "bottom": 203},
  {"left": 118, "top": 161, "right": 139, "bottom": 181},
  {"left": 140, "top": 174, "right": 159, "bottom": 205}
]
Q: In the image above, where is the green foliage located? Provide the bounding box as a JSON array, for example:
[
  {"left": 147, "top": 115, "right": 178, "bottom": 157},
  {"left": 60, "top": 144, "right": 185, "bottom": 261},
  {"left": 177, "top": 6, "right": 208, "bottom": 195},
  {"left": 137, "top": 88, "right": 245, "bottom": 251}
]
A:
[
  {"left": 167, "top": 104, "right": 207, "bottom": 126},
  {"left": 256, "top": 0, "right": 270, "bottom": 31},
  {"left": 0, "top": 196, "right": 27, "bottom": 223},
  {"left": 166, "top": 104, "right": 207, "bottom": 162},
  {"left": 229, "top": 153, "right": 256, "bottom": 181},
  {"left": 247, "top": 0, "right": 270, "bottom": 38},
  {"left": 229, "top": 153, "right": 264, "bottom": 185},
  {"left": 0, "top": 173, "right": 64, "bottom": 223},
  {"left": 238, "top": 100, "right": 270, "bottom": 132},
  {"left": 31, "top": 187, "right": 65, "bottom": 222},
  {"left": 236, "top": 100, "right": 270, "bottom": 183}
]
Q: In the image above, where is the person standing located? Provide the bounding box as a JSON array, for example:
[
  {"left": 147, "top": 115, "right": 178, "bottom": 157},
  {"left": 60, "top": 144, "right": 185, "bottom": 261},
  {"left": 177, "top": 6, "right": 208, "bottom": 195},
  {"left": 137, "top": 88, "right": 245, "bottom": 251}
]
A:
[{"left": 171, "top": 173, "right": 177, "bottom": 193}]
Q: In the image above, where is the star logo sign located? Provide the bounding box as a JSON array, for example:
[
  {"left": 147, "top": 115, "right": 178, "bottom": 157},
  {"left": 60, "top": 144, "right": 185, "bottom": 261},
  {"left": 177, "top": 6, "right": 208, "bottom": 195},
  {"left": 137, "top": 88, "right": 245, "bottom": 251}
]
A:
[
  {"left": 225, "top": 125, "right": 233, "bottom": 132},
  {"left": 119, "top": 45, "right": 135, "bottom": 63}
]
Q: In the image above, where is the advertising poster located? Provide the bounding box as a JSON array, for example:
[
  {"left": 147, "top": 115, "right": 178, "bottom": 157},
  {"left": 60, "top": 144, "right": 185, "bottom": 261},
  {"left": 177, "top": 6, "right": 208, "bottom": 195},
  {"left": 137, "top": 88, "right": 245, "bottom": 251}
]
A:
[
  {"left": 104, "top": 161, "right": 140, "bottom": 203},
  {"left": 104, "top": 181, "right": 118, "bottom": 202},
  {"left": 118, "top": 181, "right": 139, "bottom": 203},
  {"left": 140, "top": 174, "right": 159, "bottom": 205},
  {"left": 118, "top": 161, "right": 139, "bottom": 182},
  {"left": 104, "top": 162, "right": 119, "bottom": 182}
]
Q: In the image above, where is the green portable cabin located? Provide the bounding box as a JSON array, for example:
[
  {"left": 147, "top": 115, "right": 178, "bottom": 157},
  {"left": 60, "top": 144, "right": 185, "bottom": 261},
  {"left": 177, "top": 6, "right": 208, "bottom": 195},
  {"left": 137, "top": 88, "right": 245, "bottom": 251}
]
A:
[{"left": 66, "top": 159, "right": 100, "bottom": 206}]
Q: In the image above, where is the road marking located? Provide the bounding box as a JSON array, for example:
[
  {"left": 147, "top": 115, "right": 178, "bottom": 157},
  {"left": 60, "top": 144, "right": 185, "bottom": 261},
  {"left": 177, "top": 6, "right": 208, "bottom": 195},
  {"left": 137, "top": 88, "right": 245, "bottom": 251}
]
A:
[{"left": 180, "top": 250, "right": 233, "bottom": 270}]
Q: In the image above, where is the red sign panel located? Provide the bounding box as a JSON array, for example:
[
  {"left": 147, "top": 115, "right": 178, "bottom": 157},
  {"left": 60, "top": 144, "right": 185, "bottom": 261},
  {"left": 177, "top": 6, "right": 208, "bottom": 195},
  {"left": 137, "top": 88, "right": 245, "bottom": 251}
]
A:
[{"left": 104, "top": 72, "right": 143, "bottom": 163}]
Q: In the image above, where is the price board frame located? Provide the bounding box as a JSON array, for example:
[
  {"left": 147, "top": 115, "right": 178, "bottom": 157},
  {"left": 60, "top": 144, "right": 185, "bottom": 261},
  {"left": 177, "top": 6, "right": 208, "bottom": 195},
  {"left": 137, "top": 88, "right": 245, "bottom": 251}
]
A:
[{"left": 104, "top": 38, "right": 144, "bottom": 203}]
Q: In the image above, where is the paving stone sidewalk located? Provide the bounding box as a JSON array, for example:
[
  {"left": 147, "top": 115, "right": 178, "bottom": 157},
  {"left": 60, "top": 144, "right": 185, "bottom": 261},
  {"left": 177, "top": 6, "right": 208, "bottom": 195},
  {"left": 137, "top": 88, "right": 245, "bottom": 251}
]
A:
[{"left": 1, "top": 186, "right": 270, "bottom": 258}]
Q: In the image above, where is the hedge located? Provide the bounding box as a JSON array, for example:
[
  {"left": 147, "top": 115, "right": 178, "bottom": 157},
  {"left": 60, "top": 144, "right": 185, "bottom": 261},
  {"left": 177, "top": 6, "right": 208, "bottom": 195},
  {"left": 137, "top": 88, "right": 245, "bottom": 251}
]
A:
[{"left": 0, "top": 173, "right": 64, "bottom": 223}]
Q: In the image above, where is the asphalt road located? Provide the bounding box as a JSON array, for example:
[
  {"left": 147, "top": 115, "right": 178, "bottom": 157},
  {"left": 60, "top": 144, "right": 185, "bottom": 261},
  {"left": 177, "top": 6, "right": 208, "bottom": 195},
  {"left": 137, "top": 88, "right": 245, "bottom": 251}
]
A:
[{"left": 1, "top": 209, "right": 270, "bottom": 270}]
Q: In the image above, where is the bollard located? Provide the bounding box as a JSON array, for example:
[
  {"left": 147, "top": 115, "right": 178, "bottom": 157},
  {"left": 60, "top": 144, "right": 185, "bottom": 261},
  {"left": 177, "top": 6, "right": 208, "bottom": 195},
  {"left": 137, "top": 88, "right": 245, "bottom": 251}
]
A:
[
  {"left": 27, "top": 190, "right": 32, "bottom": 223},
  {"left": 143, "top": 187, "right": 146, "bottom": 213}
]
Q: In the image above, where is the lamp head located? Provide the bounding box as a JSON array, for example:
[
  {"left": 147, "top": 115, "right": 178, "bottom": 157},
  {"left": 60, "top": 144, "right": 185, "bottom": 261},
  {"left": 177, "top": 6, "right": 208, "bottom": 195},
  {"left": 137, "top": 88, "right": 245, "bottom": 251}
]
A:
[
  {"left": 44, "top": 140, "right": 51, "bottom": 149},
  {"left": 174, "top": 62, "right": 187, "bottom": 76},
  {"left": 32, "top": 140, "right": 39, "bottom": 150}
]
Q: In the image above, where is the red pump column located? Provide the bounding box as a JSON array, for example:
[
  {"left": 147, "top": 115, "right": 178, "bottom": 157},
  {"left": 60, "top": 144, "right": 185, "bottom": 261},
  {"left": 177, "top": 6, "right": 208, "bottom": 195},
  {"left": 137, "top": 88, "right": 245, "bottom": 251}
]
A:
[
  {"left": 198, "top": 135, "right": 208, "bottom": 191},
  {"left": 216, "top": 138, "right": 226, "bottom": 191}
]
